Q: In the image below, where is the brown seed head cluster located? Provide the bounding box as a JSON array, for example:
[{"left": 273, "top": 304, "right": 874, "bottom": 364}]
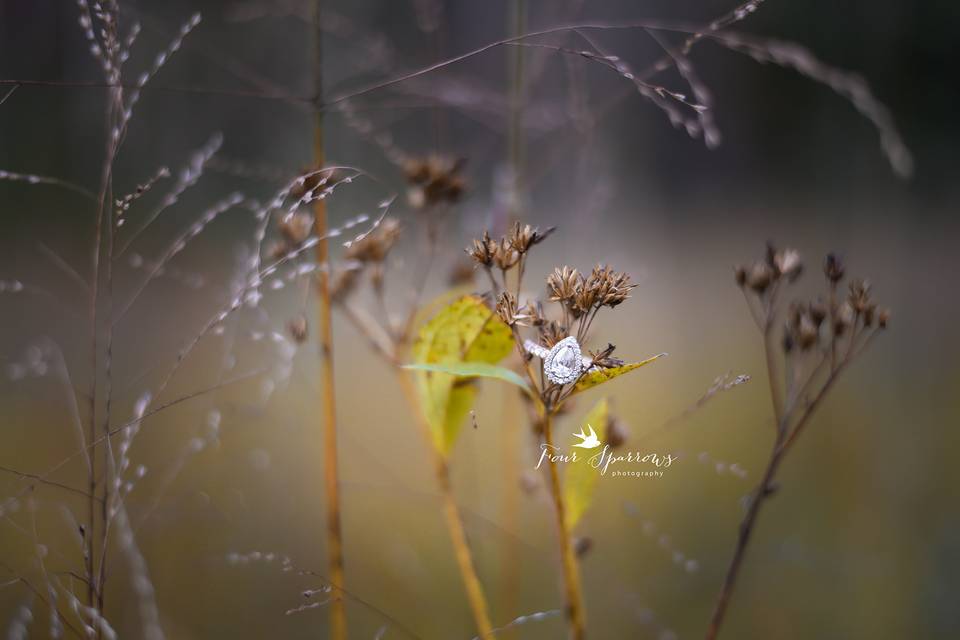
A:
[
  {"left": 548, "top": 264, "right": 636, "bottom": 319},
  {"left": 287, "top": 314, "right": 309, "bottom": 344},
  {"left": 344, "top": 217, "right": 401, "bottom": 264},
  {"left": 735, "top": 243, "right": 803, "bottom": 294},
  {"left": 465, "top": 221, "right": 554, "bottom": 273},
  {"left": 587, "top": 343, "right": 624, "bottom": 369},
  {"left": 272, "top": 211, "right": 314, "bottom": 259},
  {"left": 404, "top": 155, "right": 466, "bottom": 209},
  {"left": 738, "top": 246, "right": 890, "bottom": 354}
]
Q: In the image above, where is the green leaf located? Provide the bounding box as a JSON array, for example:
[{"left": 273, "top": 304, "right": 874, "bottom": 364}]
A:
[
  {"left": 410, "top": 295, "right": 515, "bottom": 456},
  {"left": 563, "top": 398, "right": 609, "bottom": 530},
  {"left": 403, "top": 362, "right": 529, "bottom": 390},
  {"left": 571, "top": 353, "right": 667, "bottom": 396}
]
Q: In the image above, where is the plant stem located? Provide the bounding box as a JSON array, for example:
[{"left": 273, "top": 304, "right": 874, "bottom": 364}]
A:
[
  {"left": 312, "top": 2, "right": 347, "bottom": 638},
  {"left": 395, "top": 370, "right": 495, "bottom": 639},
  {"left": 704, "top": 440, "right": 784, "bottom": 640},
  {"left": 706, "top": 367, "right": 845, "bottom": 639},
  {"left": 542, "top": 411, "right": 586, "bottom": 639}
]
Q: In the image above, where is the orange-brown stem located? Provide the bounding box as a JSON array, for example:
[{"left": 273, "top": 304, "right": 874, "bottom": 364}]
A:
[
  {"left": 313, "top": 1, "right": 347, "bottom": 637},
  {"left": 542, "top": 411, "right": 587, "bottom": 639},
  {"left": 396, "top": 370, "right": 495, "bottom": 639}
]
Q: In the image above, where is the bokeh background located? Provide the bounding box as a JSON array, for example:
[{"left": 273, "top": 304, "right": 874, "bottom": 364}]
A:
[{"left": 1, "top": 0, "right": 958, "bottom": 638}]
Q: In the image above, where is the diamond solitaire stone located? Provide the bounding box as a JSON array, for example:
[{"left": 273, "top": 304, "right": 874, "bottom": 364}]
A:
[
  {"left": 524, "top": 336, "right": 596, "bottom": 385},
  {"left": 544, "top": 336, "right": 585, "bottom": 384}
]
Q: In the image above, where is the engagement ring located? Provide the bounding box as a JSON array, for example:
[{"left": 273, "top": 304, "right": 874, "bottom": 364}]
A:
[{"left": 524, "top": 336, "right": 596, "bottom": 385}]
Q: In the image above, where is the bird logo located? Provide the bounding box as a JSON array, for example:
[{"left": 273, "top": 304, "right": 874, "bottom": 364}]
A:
[{"left": 571, "top": 424, "right": 602, "bottom": 449}]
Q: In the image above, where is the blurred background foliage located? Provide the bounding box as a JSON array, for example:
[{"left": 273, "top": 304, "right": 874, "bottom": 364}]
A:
[{"left": 1, "top": 0, "right": 958, "bottom": 638}]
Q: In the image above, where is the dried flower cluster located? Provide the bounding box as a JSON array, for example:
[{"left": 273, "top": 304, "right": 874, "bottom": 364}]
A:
[
  {"left": 734, "top": 244, "right": 803, "bottom": 293},
  {"left": 547, "top": 264, "right": 636, "bottom": 325},
  {"left": 709, "top": 243, "right": 892, "bottom": 639},
  {"left": 344, "top": 217, "right": 401, "bottom": 265},
  {"left": 466, "top": 221, "right": 554, "bottom": 277},
  {"left": 735, "top": 245, "right": 889, "bottom": 358},
  {"left": 466, "top": 222, "right": 634, "bottom": 409},
  {"left": 404, "top": 155, "right": 467, "bottom": 210}
]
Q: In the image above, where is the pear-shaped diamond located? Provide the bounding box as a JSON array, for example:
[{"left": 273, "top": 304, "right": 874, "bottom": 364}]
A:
[{"left": 544, "top": 336, "right": 584, "bottom": 384}]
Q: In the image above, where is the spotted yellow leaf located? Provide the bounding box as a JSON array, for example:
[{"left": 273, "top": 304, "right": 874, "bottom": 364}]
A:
[
  {"left": 571, "top": 353, "right": 667, "bottom": 396},
  {"left": 411, "top": 295, "right": 514, "bottom": 455}
]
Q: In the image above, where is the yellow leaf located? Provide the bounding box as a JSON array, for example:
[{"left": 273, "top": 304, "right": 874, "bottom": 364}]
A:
[
  {"left": 412, "top": 295, "right": 514, "bottom": 455},
  {"left": 564, "top": 398, "right": 609, "bottom": 529},
  {"left": 571, "top": 353, "right": 667, "bottom": 396}
]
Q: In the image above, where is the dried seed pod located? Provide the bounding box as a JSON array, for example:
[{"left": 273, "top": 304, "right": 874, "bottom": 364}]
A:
[
  {"left": 832, "top": 301, "right": 855, "bottom": 336},
  {"left": 808, "top": 299, "right": 827, "bottom": 326},
  {"left": 507, "top": 221, "right": 555, "bottom": 254},
  {"left": 495, "top": 291, "right": 519, "bottom": 327},
  {"left": 734, "top": 265, "right": 747, "bottom": 287},
  {"left": 746, "top": 263, "right": 773, "bottom": 293},
  {"left": 878, "top": 308, "right": 891, "bottom": 329},
  {"left": 606, "top": 416, "right": 628, "bottom": 449},
  {"left": 797, "top": 313, "right": 819, "bottom": 350},
  {"left": 493, "top": 237, "right": 520, "bottom": 270},
  {"left": 288, "top": 315, "right": 308, "bottom": 344},
  {"left": 465, "top": 230, "right": 498, "bottom": 267},
  {"left": 573, "top": 536, "right": 593, "bottom": 558},
  {"left": 847, "top": 278, "right": 872, "bottom": 313},
  {"left": 773, "top": 248, "right": 803, "bottom": 281},
  {"left": 278, "top": 212, "right": 313, "bottom": 248},
  {"left": 824, "top": 253, "right": 845, "bottom": 284},
  {"left": 547, "top": 266, "right": 580, "bottom": 303},
  {"left": 345, "top": 217, "right": 400, "bottom": 263}
]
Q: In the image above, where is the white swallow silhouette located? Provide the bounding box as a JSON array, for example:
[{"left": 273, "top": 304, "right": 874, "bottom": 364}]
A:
[{"left": 572, "top": 424, "right": 601, "bottom": 449}]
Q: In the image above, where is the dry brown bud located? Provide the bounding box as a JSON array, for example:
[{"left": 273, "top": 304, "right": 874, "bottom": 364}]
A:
[
  {"left": 878, "top": 308, "right": 891, "bottom": 328},
  {"left": 573, "top": 536, "right": 593, "bottom": 558},
  {"left": 824, "top": 253, "right": 845, "bottom": 284},
  {"left": 582, "top": 264, "right": 636, "bottom": 310},
  {"left": 847, "top": 278, "right": 872, "bottom": 313},
  {"left": 507, "top": 221, "right": 555, "bottom": 254},
  {"left": 278, "top": 212, "right": 313, "bottom": 248},
  {"left": 833, "top": 301, "right": 855, "bottom": 336},
  {"left": 773, "top": 248, "right": 803, "bottom": 281},
  {"left": 746, "top": 262, "right": 773, "bottom": 293},
  {"left": 809, "top": 299, "right": 827, "bottom": 326},
  {"left": 606, "top": 416, "right": 628, "bottom": 449},
  {"left": 404, "top": 155, "right": 467, "bottom": 208},
  {"left": 797, "top": 313, "right": 819, "bottom": 350},
  {"left": 547, "top": 266, "right": 580, "bottom": 303},
  {"left": 782, "top": 330, "right": 795, "bottom": 354},
  {"left": 345, "top": 217, "right": 401, "bottom": 263},
  {"left": 734, "top": 265, "right": 747, "bottom": 287},
  {"left": 588, "top": 343, "right": 623, "bottom": 369},
  {"left": 495, "top": 291, "right": 519, "bottom": 327},
  {"left": 287, "top": 314, "right": 308, "bottom": 344},
  {"left": 465, "top": 230, "right": 498, "bottom": 267},
  {"left": 493, "top": 237, "right": 520, "bottom": 270},
  {"left": 538, "top": 320, "right": 567, "bottom": 348}
]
